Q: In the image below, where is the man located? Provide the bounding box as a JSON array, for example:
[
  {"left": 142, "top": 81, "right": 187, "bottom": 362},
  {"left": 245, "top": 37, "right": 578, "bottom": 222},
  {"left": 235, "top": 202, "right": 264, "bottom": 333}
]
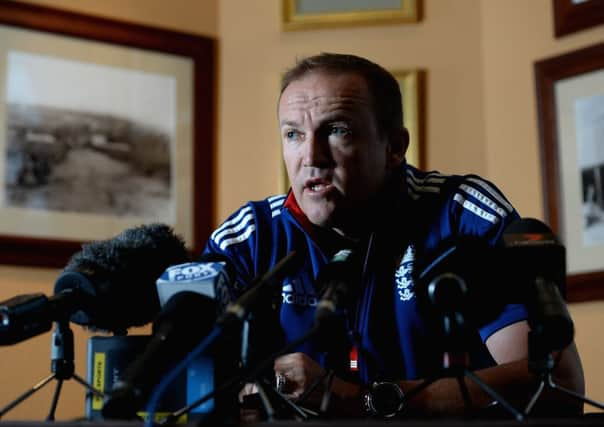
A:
[{"left": 204, "top": 53, "right": 584, "bottom": 417}]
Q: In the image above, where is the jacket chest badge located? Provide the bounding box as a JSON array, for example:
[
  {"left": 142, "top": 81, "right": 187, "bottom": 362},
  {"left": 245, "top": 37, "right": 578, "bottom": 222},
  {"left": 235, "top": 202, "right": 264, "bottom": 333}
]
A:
[{"left": 395, "top": 245, "right": 416, "bottom": 301}]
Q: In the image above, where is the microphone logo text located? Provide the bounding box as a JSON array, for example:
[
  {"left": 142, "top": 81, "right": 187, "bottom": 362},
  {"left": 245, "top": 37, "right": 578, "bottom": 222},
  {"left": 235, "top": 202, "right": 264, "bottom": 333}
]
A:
[{"left": 167, "top": 262, "right": 222, "bottom": 282}]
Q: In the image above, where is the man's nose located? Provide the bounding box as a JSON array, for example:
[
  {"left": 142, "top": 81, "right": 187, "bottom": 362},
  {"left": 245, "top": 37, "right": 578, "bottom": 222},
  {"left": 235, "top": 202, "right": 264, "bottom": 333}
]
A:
[{"left": 302, "top": 133, "right": 331, "bottom": 167}]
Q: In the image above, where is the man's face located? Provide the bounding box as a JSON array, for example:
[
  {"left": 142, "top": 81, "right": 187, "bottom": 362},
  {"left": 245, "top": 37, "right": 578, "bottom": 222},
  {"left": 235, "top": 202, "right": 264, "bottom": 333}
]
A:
[{"left": 279, "top": 71, "right": 399, "bottom": 232}]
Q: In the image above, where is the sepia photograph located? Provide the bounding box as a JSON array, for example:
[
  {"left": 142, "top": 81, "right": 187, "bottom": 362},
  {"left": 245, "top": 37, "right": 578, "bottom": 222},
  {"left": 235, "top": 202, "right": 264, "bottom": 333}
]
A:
[
  {"left": 4, "top": 51, "right": 175, "bottom": 220},
  {"left": 0, "top": 2, "right": 214, "bottom": 268}
]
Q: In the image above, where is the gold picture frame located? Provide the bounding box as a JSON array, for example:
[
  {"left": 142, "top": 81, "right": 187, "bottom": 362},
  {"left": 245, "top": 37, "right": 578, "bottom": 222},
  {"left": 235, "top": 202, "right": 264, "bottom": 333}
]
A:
[
  {"left": 282, "top": 0, "right": 422, "bottom": 31},
  {"left": 279, "top": 69, "right": 426, "bottom": 192},
  {"left": 393, "top": 69, "right": 426, "bottom": 169}
]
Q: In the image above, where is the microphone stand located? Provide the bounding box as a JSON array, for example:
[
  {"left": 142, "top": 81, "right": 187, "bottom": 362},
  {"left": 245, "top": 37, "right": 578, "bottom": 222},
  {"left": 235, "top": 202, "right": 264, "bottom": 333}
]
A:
[
  {"left": 253, "top": 377, "right": 311, "bottom": 421},
  {"left": 402, "top": 310, "right": 524, "bottom": 421},
  {"left": 159, "top": 324, "right": 321, "bottom": 425},
  {"left": 144, "top": 251, "right": 302, "bottom": 425},
  {"left": 524, "top": 329, "right": 604, "bottom": 416},
  {"left": 0, "top": 319, "right": 103, "bottom": 420}
]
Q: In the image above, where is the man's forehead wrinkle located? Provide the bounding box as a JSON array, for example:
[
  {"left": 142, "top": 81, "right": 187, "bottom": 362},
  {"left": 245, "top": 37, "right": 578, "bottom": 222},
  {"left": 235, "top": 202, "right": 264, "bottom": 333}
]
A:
[{"left": 282, "top": 93, "right": 369, "bottom": 113}]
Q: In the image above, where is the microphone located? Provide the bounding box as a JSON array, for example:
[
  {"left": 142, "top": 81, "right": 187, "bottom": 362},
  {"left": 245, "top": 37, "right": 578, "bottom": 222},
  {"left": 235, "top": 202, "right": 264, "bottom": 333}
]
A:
[
  {"left": 314, "top": 249, "right": 360, "bottom": 324},
  {"left": 0, "top": 223, "right": 189, "bottom": 345},
  {"left": 414, "top": 217, "right": 572, "bottom": 350},
  {"left": 426, "top": 273, "right": 468, "bottom": 311},
  {"left": 155, "top": 253, "right": 237, "bottom": 317},
  {"left": 102, "top": 255, "right": 236, "bottom": 420},
  {"left": 501, "top": 218, "right": 573, "bottom": 352},
  {"left": 102, "top": 291, "right": 217, "bottom": 419},
  {"left": 219, "top": 251, "right": 299, "bottom": 325},
  {"left": 102, "top": 252, "right": 298, "bottom": 421}
]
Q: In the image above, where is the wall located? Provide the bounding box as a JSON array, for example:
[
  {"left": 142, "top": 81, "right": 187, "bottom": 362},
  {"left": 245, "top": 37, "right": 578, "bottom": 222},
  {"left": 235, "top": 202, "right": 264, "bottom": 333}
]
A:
[
  {"left": 217, "top": 0, "right": 488, "bottom": 216},
  {"left": 479, "top": 1, "right": 604, "bottom": 409},
  {"left": 1, "top": 0, "right": 604, "bottom": 420},
  {"left": 9, "top": 0, "right": 217, "bottom": 37}
]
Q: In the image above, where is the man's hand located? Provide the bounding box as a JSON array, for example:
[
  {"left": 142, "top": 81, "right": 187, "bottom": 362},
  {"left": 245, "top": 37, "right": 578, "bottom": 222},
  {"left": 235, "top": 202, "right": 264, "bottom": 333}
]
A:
[
  {"left": 400, "top": 321, "right": 585, "bottom": 416},
  {"left": 274, "top": 352, "right": 325, "bottom": 400},
  {"left": 273, "top": 352, "right": 363, "bottom": 416}
]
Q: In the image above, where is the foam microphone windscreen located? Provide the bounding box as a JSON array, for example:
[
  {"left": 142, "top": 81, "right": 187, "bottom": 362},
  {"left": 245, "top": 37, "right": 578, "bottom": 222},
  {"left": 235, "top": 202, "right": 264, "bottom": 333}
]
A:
[{"left": 55, "top": 223, "right": 189, "bottom": 333}]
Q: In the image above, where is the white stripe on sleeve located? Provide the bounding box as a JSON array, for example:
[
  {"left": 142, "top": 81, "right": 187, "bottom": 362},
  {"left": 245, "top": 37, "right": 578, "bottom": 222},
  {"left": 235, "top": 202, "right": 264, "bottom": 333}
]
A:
[
  {"left": 454, "top": 193, "right": 499, "bottom": 224},
  {"left": 219, "top": 225, "right": 256, "bottom": 250},
  {"left": 460, "top": 184, "right": 508, "bottom": 218},
  {"left": 467, "top": 177, "right": 513, "bottom": 213}
]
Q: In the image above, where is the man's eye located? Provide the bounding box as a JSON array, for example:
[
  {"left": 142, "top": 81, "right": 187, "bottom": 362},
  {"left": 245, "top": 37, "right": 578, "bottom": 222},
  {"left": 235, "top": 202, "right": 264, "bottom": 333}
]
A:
[
  {"left": 285, "top": 130, "right": 301, "bottom": 141},
  {"left": 330, "top": 126, "right": 350, "bottom": 137}
]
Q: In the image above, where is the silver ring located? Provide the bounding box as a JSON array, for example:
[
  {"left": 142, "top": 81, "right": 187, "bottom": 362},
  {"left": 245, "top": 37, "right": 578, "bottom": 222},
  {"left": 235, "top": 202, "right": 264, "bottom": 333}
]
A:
[{"left": 275, "top": 373, "right": 287, "bottom": 392}]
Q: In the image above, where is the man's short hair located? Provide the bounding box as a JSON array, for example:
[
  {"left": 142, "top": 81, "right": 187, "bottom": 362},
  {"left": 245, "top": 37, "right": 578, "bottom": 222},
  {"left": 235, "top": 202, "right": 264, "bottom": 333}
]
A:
[{"left": 280, "top": 53, "right": 403, "bottom": 137}]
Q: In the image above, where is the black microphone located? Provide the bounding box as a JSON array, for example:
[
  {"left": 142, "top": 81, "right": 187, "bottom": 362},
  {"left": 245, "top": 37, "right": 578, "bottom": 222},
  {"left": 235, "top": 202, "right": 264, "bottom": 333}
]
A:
[
  {"left": 102, "top": 291, "right": 217, "bottom": 419},
  {"left": 314, "top": 249, "right": 360, "bottom": 324},
  {"left": 0, "top": 223, "right": 189, "bottom": 345},
  {"left": 413, "top": 217, "right": 572, "bottom": 348},
  {"left": 103, "top": 253, "right": 299, "bottom": 420},
  {"left": 218, "top": 251, "right": 299, "bottom": 325},
  {"left": 502, "top": 218, "right": 573, "bottom": 352}
]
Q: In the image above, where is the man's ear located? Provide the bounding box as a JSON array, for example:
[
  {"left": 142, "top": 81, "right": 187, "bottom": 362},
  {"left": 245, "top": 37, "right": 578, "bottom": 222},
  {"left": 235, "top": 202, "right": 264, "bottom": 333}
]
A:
[{"left": 387, "top": 127, "right": 409, "bottom": 168}]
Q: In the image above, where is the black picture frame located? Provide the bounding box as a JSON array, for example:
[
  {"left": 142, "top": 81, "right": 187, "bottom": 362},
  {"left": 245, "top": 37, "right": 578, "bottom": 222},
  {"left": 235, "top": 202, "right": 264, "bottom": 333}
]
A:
[{"left": 553, "top": 0, "right": 604, "bottom": 37}]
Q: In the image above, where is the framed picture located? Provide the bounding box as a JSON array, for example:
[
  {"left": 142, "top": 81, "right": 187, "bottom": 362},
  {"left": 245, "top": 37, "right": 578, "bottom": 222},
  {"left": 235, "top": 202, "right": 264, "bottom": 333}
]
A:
[
  {"left": 279, "top": 69, "right": 426, "bottom": 192},
  {"left": 535, "top": 42, "right": 604, "bottom": 301},
  {"left": 393, "top": 69, "right": 426, "bottom": 170},
  {"left": 282, "top": 0, "right": 422, "bottom": 31},
  {"left": 552, "top": 0, "right": 604, "bottom": 37},
  {"left": 0, "top": 1, "right": 215, "bottom": 268}
]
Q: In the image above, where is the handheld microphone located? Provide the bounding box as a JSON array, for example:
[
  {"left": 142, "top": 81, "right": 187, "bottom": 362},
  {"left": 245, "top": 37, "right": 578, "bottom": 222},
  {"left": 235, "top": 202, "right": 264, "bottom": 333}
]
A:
[
  {"left": 0, "top": 223, "right": 189, "bottom": 345},
  {"left": 314, "top": 249, "right": 360, "bottom": 324},
  {"left": 101, "top": 291, "right": 217, "bottom": 420}
]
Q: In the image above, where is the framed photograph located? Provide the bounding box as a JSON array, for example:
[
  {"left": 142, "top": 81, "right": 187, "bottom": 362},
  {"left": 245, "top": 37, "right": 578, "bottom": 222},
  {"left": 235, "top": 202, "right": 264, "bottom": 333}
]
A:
[
  {"left": 535, "top": 42, "right": 604, "bottom": 301},
  {"left": 279, "top": 69, "right": 426, "bottom": 192},
  {"left": 552, "top": 0, "right": 604, "bottom": 37},
  {"left": 282, "top": 0, "right": 422, "bottom": 31},
  {"left": 393, "top": 69, "right": 426, "bottom": 170},
  {"left": 0, "top": 1, "right": 215, "bottom": 268}
]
